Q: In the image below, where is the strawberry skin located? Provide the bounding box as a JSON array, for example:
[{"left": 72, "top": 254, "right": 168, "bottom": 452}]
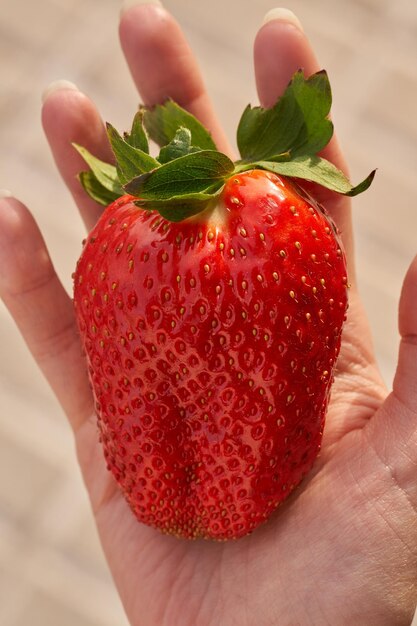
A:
[{"left": 74, "top": 169, "right": 348, "bottom": 540}]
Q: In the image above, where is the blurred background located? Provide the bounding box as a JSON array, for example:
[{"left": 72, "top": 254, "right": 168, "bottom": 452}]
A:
[{"left": 1, "top": 0, "right": 417, "bottom": 624}]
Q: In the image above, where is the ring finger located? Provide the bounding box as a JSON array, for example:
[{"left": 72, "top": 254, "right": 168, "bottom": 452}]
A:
[{"left": 254, "top": 9, "right": 355, "bottom": 274}]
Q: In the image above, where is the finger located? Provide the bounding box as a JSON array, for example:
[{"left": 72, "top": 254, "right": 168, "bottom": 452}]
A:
[
  {"left": 394, "top": 254, "right": 417, "bottom": 412},
  {"left": 0, "top": 194, "right": 114, "bottom": 507},
  {"left": 0, "top": 195, "right": 93, "bottom": 430},
  {"left": 41, "top": 82, "right": 113, "bottom": 233},
  {"left": 253, "top": 11, "right": 384, "bottom": 450},
  {"left": 363, "top": 256, "right": 417, "bottom": 508},
  {"left": 254, "top": 9, "right": 354, "bottom": 274},
  {"left": 254, "top": 9, "right": 349, "bottom": 172},
  {"left": 119, "top": 2, "right": 232, "bottom": 154}
]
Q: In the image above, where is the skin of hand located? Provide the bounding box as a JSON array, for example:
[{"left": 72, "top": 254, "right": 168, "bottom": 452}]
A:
[{"left": 1, "top": 4, "right": 416, "bottom": 625}]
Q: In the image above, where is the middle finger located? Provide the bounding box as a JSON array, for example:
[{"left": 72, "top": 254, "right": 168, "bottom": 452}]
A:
[{"left": 119, "top": 2, "right": 233, "bottom": 155}]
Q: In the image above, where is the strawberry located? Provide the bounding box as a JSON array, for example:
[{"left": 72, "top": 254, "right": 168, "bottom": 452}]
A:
[{"left": 73, "top": 70, "right": 375, "bottom": 540}]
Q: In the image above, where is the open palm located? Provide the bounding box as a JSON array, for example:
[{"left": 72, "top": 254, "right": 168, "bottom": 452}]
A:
[{"left": 1, "top": 5, "right": 416, "bottom": 625}]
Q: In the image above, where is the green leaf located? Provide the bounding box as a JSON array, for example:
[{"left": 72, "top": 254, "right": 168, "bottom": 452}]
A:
[
  {"left": 78, "top": 171, "right": 121, "bottom": 206},
  {"left": 124, "top": 110, "right": 149, "bottom": 153},
  {"left": 106, "top": 123, "right": 159, "bottom": 185},
  {"left": 125, "top": 150, "right": 234, "bottom": 199},
  {"left": 158, "top": 127, "right": 201, "bottom": 164},
  {"left": 143, "top": 100, "right": 217, "bottom": 150},
  {"left": 257, "top": 156, "right": 376, "bottom": 196},
  {"left": 135, "top": 190, "right": 222, "bottom": 222},
  {"left": 237, "top": 70, "right": 333, "bottom": 162},
  {"left": 72, "top": 143, "right": 123, "bottom": 195},
  {"left": 72, "top": 68, "right": 375, "bottom": 215}
]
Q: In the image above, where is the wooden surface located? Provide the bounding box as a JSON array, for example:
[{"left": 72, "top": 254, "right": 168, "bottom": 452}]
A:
[{"left": 1, "top": 0, "right": 417, "bottom": 623}]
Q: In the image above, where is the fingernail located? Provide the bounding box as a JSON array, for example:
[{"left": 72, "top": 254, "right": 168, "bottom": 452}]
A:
[
  {"left": 263, "top": 8, "right": 304, "bottom": 32},
  {"left": 0, "top": 189, "right": 13, "bottom": 199},
  {"left": 121, "top": 0, "right": 162, "bottom": 17},
  {"left": 41, "top": 80, "right": 79, "bottom": 104}
]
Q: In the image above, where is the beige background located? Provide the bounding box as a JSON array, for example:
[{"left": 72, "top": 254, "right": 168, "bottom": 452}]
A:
[{"left": 1, "top": 0, "right": 417, "bottom": 624}]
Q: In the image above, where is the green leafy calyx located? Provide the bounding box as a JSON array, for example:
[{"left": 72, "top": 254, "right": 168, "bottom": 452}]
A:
[{"left": 75, "top": 70, "right": 375, "bottom": 221}]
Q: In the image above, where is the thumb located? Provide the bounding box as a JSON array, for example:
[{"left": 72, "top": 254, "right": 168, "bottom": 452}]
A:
[
  {"left": 394, "top": 254, "right": 417, "bottom": 412},
  {"left": 352, "top": 255, "right": 417, "bottom": 623},
  {"left": 364, "top": 255, "right": 417, "bottom": 508}
]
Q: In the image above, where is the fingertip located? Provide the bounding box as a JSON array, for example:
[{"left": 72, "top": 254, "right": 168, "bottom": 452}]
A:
[
  {"left": 119, "top": 2, "right": 177, "bottom": 70},
  {"left": 0, "top": 195, "right": 30, "bottom": 235},
  {"left": 41, "top": 82, "right": 91, "bottom": 145},
  {"left": 41, "top": 85, "right": 102, "bottom": 165},
  {"left": 120, "top": 0, "right": 163, "bottom": 20},
  {"left": 41, "top": 79, "right": 79, "bottom": 105},
  {"left": 0, "top": 197, "right": 50, "bottom": 296},
  {"left": 119, "top": 0, "right": 168, "bottom": 45},
  {"left": 41, "top": 84, "right": 93, "bottom": 135},
  {"left": 262, "top": 8, "right": 304, "bottom": 31},
  {"left": 41, "top": 83, "right": 113, "bottom": 231},
  {"left": 0, "top": 196, "right": 39, "bottom": 251},
  {"left": 403, "top": 252, "right": 417, "bottom": 285},
  {"left": 254, "top": 18, "right": 314, "bottom": 108}
]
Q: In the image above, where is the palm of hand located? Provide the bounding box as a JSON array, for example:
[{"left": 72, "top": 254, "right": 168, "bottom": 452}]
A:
[
  {"left": 0, "top": 5, "right": 416, "bottom": 626},
  {"left": 80, "top": 291, "right": 413, "bottom": 626}
]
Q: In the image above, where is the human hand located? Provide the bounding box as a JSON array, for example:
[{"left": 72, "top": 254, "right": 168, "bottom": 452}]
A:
[{"left": 0, "top": 3, "right": 416, "bottom": 625}]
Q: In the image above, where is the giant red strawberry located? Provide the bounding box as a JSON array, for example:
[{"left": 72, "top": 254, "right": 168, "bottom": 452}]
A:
[{"left": 73, "top": 70, "right": 375, "bottom": 540}]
